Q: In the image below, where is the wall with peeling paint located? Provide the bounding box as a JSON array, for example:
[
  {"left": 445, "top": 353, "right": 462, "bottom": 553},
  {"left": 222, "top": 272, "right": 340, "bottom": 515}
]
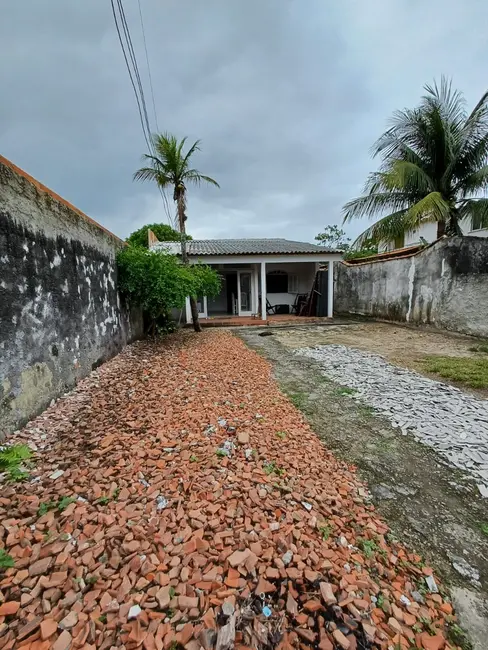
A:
[
  {"left": 0, "top": 158, "right": 143, "bottom": 437},
  {"left": 335, "top": 237, "right": 488, "bottom": 338}
]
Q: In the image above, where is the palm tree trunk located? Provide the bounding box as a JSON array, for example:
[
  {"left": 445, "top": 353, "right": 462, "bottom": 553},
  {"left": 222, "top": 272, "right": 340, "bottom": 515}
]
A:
[
  {"left": 443, "top": 209, "right": 463, "bottom": 237},
  {"left": 436, "top": 220, "right": 446, "bottom": 238},
  {"left": 176, "top": 187, "right": 202, "bottom": 333}
]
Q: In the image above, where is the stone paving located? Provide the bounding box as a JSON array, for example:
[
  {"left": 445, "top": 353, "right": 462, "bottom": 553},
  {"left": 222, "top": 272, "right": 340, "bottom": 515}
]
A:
[
  {"left": 297, "top": 344, "right": 488, "bottom": 495},
  {"left": 0, "top": 332, "right": 461, "bottom": 650}
]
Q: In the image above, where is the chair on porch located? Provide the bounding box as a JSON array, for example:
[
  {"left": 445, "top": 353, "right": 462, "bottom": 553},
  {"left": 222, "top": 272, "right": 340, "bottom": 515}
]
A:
[
  {"left": 266, "top": 299, "right": 278, "bottom": 315},
  {"left": 291, "top": 293, "right": 308, "bottom": 315}
]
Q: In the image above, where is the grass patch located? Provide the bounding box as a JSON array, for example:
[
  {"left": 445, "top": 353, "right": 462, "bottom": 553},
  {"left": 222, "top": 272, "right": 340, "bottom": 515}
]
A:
[
  {"left": 275, "top": 431, "right": 287, "bottom": 440},
  {"left": 333, "top": 386, "right": 357, "bottom": 397},
  {"left": 319, "top": 525, "right": 332, "bottom": 541},
  {"left": 468, "top": 343, "right": 488, "bottom": 354},
  {"left": 421, "top": 355, "right": 488, "bottom": 389},
  {"left": 263, "top": 461, "right": 285, "bottom": 477},
  {"left": 0, "top": 549, "right": 14, "bottom": 570},
  {"left": 0, "top": 444, "right": 32, "bottom": 482},
  {"left": 447, "top": 623, "right": 473, "bottom": 650},
  {"left": 480, "top": 522, "right": 488, "bottom": 536},
  {"left": 288, "top": 391, "right": 307, "bottom": 409},
  {"left": 360, "top": 405, "right": 376, "bottom": 417},
  {"left": 38, "top": 496, "right": 76, "bottom": 517}
]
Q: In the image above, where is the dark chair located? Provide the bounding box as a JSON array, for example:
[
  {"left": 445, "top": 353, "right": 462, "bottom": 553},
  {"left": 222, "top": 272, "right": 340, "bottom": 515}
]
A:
[
  {"left": 266, "top": 299, "right": 278, "bottom": 314},
  {"left": 291, "top": 293, "right": 308, "bottom": 315}
]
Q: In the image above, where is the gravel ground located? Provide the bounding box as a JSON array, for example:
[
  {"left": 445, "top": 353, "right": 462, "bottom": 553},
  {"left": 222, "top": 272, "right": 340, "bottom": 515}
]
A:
[
  {"left": 297, "top": 344, "right": 488, "bottom": 495},
  {"left": 1, "top": 331, "right": 460, "bottom": 650}
]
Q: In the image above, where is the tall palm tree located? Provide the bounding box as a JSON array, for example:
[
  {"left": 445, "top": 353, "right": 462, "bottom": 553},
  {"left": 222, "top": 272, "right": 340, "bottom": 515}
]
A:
[
  {"left": 343, "top": 78, "right": 488, "bottom": 246},
  {"left": 134, "top": 133, "right": 219, "bottom": 332}
]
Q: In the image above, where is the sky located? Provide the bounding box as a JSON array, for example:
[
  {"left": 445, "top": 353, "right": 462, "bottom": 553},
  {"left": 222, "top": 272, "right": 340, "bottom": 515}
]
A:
[{"left": 1, "top": 1, "right": 487, "bottom": 243}]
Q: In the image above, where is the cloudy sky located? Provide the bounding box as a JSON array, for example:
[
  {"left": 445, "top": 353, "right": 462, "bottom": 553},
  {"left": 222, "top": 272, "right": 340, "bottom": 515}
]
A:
[{"left": 1, "top": 1, "right": 487, "bottom": 243}]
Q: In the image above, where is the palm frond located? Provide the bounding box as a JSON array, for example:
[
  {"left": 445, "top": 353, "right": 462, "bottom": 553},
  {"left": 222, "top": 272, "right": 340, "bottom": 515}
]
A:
[
  {"left": 352, "top": 210, "right": 408, "bottom": 247},
  {"left": 453, "top": 133, "right": 488, "bottom": 182},
  {"left": 345, "top": 79, "right": 488, "bottom": 240},
  {"left": 133, "top": 166, "right": 172, "bottom": 186},
  {"left": 374, "top": 132, "right": 427, "bottom": 169},
  {"left": 456, "top": 164, "right": 488, "bottom": 196},
  {"left": 135, "top": 133, "right": 219, "bottom": 197},
  {"left": 423, "top": 76, "right": 466, "bottom": 127},
  {"left": 184, "top": 171, "right": 220, "bottom": 188},
  {"left": 342, "top": 191, "right": 418, "bottom": 222},
  {"left": 182, "top": 140, "right": 201, "bottom": 169},
  {"left": 381, "top": 160, "right": 434, "bottom": 194},
  {"left": 404, "top": 192, "right": 451, "bottom": 226},
  {"left": 459, "top": 198, "right": 488, "bottom": 229}
]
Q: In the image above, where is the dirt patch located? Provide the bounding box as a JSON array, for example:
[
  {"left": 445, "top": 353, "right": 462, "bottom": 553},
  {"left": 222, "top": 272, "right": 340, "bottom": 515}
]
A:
[
  {"left": 271, "top": 321, "right": 488, "bottom": 397},
  {"left": 238, "top": 326, "right": 488, "bottom": 650}
]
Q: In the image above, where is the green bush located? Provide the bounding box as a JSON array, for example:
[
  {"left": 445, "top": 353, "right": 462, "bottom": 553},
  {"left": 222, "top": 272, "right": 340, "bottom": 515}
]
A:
[
  {"left": 126, "top": 223, "right": 191, "bottom": 248},
  {"left": 117, "top": 248, "right": 221, "bottom": 328}
]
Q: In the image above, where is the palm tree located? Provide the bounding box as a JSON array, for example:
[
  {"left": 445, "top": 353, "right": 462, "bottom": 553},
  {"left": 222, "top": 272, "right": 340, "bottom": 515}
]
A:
[
  {"left": 134, "top": 133, "right": 219, "bottom": 332},
  {"left": 343, "top": 78, "right": 488, "bottom": 247}
]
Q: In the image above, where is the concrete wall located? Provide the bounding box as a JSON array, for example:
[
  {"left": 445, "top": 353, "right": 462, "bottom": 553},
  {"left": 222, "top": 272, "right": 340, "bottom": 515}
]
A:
[
  {"left": 0, "top": 156, "right": 143, "bottom": 437},
  {"left": 335, "top": 237, "right": 488, "bottom": 338}
]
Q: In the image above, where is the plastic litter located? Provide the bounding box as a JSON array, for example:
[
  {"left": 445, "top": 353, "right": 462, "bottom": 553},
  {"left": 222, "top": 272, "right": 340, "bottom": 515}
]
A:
[{"left": 156, "top": 495, "right": 169, "bottom": 511}]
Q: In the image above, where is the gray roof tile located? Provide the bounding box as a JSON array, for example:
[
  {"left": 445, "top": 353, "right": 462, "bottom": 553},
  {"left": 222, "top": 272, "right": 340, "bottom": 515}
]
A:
[{"left": 151, "top": 238, "right": 339, "bottom": 255}]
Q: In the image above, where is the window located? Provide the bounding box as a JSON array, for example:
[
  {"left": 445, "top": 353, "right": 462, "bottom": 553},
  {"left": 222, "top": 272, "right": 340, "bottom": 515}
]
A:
[
  {"left": 472, "top": 213, "right": 484, "bottom": 231},
  {"left": 288, "top": 274, "right": 299, "bottom": 293},
  {"left": 266, "top": 270, "right": 288, "bottom": 293}
]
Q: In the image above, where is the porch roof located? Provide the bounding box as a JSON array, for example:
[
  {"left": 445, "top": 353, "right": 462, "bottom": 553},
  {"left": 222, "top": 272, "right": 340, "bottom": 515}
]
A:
[{"left": 151, "top": 238, "right": 340, "bottom": 256}]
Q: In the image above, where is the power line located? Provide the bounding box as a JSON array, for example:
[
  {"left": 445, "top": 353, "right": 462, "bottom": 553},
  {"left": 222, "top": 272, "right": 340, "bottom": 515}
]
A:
[
  {"left": 115, "top": 0, "right": 152, "bottom": 143},
  {"left": 110, "top": 0, "right": 174, "bottom": 224},
  {"left": 135, "top": 0, "right": 175, "bottom": 227},
  {"left": 137, "top": 0, "right": 159, "bottom": 132},
  {"left": 110, "top": 0, "right": 151, "bottom": 151}
]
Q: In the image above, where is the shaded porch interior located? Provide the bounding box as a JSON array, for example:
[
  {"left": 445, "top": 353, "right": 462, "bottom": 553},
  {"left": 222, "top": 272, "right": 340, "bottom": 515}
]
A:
[{"left": 192, "top": 261, "right": 330, "bottom": 320}]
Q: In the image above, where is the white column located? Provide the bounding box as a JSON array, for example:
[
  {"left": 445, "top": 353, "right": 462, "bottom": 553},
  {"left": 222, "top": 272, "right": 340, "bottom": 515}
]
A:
[
  {"left": 327, "top": 260, "right": 334, "bottom": 318},
  {"left": 261, "top": 261, "right": 267, "bottom": 321},
  {"left": 253, "top": 265, "right": 259, "bottom": 315}
]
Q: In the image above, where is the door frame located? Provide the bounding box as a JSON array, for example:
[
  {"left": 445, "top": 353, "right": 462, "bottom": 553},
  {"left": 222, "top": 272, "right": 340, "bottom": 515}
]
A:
[{"left": 237, "top": 270, "right": 254, "bottom": 316}]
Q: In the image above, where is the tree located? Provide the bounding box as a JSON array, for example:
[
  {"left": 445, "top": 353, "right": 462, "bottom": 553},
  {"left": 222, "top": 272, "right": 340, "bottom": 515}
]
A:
[
  {"left": 134, "top": 133, "right": 220, "bottom": 331},
  {"left": 343, "top": 238, "right": 378, "bottom": 260},
  {"left": 117, "top": 247, "right": 221, "bottom": 335},
  {"left": 127, "top": 223, "right": 191, "bottom": 249},
  {"left": 343, "top": 78, "right": 488, "bottom": 246},
  {"left": 315, "top": 225, "right": 351, "bottom": 250}
]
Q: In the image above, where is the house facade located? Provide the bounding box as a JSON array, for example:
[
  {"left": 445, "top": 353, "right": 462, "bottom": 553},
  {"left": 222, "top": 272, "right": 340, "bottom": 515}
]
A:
[
  {"left": 380, "top": 215, "right": 488, "bottom": 252},
  {"left": 149, "top": 238, "right": 342, "bottom": 323}
]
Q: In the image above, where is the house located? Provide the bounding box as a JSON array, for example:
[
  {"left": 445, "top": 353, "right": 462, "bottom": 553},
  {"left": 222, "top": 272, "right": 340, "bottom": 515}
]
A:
[
  {"left": 149, "top": 237, "right": 343, "bottom": 322},
  {"left": 380, "top": 214, "right": 488, "bottom": 252}
]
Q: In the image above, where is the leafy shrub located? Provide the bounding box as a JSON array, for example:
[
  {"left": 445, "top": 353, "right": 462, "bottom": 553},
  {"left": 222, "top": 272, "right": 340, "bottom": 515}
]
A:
[
  {"left": 117, "top": 248, "right": 221, "bottom": 329},
  {"left": 126, "top": 223, "right": 192, "bottom": 248}
]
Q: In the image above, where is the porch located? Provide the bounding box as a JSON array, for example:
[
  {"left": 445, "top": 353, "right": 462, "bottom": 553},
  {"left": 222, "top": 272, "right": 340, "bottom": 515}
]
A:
[{"left": 185, "top": 259, "right": 336, "bottom": 323}]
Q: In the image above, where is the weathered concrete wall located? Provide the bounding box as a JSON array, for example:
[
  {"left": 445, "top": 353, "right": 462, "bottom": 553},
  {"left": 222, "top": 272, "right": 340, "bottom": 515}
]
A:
[
  {"left": 0, "top": 157, "right": 143, "bottom": 437},
  {"left": 335, "top": 237, "right": 488, "bottom": 338}
]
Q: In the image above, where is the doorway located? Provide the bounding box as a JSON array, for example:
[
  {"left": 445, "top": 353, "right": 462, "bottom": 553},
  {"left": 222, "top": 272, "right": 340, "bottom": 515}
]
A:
[
  {"left": 226, "top": 273, "right": 238, "bottom": 315},
  {"left": 237, "top": 270, "right": 253, "bottom": 316}
]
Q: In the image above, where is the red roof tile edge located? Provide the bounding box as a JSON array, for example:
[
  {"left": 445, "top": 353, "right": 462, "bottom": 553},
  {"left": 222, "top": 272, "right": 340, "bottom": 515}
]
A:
[
  {"left": 341, "top": 240, "right": 441, "bottom": 266},
  {"left": 0, "top": 154, "right": 124, "bottom": 245}
]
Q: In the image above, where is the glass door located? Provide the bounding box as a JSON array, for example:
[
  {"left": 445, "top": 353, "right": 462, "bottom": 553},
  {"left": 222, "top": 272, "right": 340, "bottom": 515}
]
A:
[{"left": 237, "top": 271, "right": 253, "bottom": 316}]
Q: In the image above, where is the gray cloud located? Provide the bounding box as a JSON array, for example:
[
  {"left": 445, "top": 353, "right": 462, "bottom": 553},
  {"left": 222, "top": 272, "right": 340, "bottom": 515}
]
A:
[{"left": 1, "top": 0, "right": 487, "bottom": 243}]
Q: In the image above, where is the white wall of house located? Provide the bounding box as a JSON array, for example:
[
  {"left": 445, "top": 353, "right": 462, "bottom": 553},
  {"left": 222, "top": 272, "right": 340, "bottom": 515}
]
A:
[{"left": 380, "top": 216, "right": 488, "bottom": 252}]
